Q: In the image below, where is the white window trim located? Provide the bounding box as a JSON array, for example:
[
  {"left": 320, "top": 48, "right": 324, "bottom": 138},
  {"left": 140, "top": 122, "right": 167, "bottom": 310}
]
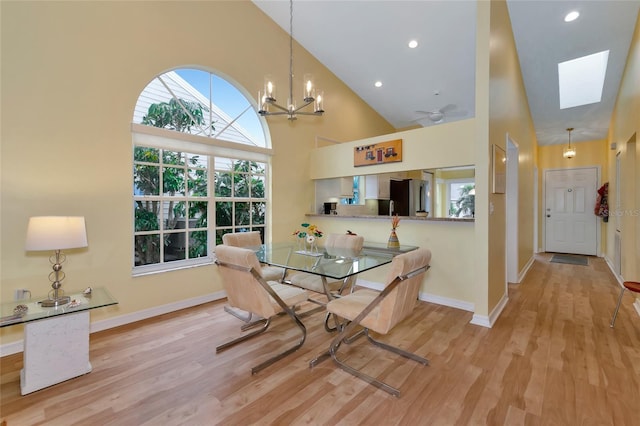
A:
[
  {"left": 132, "top": 126, "right": 271, "bottom": 276},
  {"left": 132, "top": 123, "right": 273, "bottom": 160}
]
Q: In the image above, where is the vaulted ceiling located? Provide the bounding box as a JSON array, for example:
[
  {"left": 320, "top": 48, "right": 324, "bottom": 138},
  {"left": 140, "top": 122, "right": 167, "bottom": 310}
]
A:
[{"left": 254, "top": 0, "right": 639, "bottom": 146}]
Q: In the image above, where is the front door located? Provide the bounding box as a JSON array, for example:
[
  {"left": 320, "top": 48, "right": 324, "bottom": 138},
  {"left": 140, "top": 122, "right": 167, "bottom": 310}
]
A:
[{"left": 544, "top": 168, "right": 598, "bottom": 255}]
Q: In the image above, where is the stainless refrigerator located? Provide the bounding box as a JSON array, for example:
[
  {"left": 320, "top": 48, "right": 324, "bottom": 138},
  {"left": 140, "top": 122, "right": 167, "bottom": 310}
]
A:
[{"left": 389, "top": 179, "right": 429, "bottom": 216}]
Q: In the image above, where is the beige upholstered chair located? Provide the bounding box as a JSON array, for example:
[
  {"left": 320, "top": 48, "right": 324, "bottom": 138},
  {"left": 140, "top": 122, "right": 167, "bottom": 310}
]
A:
[
  {"left": 222, "top": 231, "right": 286, "bottom": 323},
  {"left": 222, "top": 231, "right": 285, "bottom": 281},
  {"left": 288, "top": 233, "right": 365, "bottom": 296},
  {"left": 215, "top": 244, "right": 309, "bottom": 374},
  {"left": 310, "top": 248, "right": 432, "bottom": 397}
]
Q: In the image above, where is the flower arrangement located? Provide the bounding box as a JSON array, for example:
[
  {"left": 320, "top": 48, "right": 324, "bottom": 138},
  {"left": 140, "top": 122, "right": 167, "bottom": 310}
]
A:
[
  {"left": 391, "top": 214, "right": 400, "bottom": 230},
  {"left": 293, "top": 223, "right": 323, "bottom": 243}
]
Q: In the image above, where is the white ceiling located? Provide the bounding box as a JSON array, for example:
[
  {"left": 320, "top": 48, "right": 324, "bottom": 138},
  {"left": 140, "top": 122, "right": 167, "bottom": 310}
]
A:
[{"left": 253, "top": 0, "right": 639, "bottom": 146}]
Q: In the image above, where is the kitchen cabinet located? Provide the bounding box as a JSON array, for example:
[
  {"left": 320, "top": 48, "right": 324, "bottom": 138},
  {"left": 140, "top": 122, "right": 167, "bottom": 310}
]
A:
[
  {"left": 339, "top": 177, "right": 354, "bottom": 198},
  {"left": 365, "top": 174, "right": 390, "bottom": 199}
]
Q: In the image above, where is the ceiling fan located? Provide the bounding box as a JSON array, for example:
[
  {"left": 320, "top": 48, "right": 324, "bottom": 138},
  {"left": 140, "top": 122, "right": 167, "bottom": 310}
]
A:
[{"left": 414, "top": 104, "right": 466, "bottom": 124}]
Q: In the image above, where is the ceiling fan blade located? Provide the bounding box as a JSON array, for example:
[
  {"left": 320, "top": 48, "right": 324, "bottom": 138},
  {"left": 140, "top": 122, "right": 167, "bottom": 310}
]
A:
[
  {"left": 445, "top": 109, "right": 468, "bottom": 117},
  {"left": 439, "top": 103, "right": 457, "bottom": 113}
]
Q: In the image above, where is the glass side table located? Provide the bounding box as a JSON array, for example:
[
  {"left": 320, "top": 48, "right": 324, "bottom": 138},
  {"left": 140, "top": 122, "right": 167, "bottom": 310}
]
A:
[{"left": 1, "top": 287, "right": 118, "bottom": 395}]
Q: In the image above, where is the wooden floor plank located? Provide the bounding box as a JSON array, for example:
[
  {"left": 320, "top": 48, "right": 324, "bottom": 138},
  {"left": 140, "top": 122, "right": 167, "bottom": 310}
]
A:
[{"left": 2, "top": 254, "right": 640, "bottom": 425}]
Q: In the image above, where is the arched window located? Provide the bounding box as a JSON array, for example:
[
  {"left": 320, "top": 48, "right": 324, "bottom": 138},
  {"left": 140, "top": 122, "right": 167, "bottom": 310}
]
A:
[{"left": 132, "top": 68, "right": 271, "bottom": 275}]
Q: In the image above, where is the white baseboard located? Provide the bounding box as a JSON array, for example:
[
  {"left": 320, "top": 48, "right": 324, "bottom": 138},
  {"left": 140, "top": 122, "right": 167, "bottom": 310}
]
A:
[
  {"left": 470, "top": 292, "right": 509, "bottom": 329},
  {"left": 356, "top": 279, "right": 474, "bottom": 312},
  {"left": 0, "top": 291, "right": 227, "bottom": 357},
  {"left": 356, "top": 279, "right": 384, "bottom": 292},
  {"left": 517, "top": 255, "right": 535, "bottom": 284},
  {"left": 603, "top": 253, "right": 624, "bottom": 285},
  {"left": 419, "top": 292, "right": 474, "bottom": 312}
]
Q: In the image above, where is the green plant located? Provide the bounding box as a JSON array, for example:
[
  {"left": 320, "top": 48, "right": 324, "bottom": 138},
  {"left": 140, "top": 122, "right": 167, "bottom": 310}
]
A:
[
  {"left": 141, "top": 98, "right": 214, "bottom": 132},
  {"left": 453, "top": 184, "right": 475, "bottom": 217}
]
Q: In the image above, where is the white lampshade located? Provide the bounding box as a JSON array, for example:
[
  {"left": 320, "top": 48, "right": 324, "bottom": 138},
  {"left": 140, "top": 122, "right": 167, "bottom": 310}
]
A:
[{"left": 25, "top": 216, "right": 88, "bottom": 251}]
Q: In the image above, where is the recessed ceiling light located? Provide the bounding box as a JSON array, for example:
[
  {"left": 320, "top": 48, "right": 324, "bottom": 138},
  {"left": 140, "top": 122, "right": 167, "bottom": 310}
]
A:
[
  {"left": 558, "top": 50, "right": 609, "bottom": 109},
  {"left": 408, "top": 40, "right": 418, "bottom": 49},
  {"left": 564, "top": 11, "right": 580, "bottom": 22},
  {"left": 374, "top": 81, "right": 383, "bottom": 88}
]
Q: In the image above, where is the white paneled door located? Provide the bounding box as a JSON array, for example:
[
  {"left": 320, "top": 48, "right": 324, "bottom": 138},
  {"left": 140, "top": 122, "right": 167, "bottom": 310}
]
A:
[{"left": 544, "top": 168, "right": 598, "bottom": 255}]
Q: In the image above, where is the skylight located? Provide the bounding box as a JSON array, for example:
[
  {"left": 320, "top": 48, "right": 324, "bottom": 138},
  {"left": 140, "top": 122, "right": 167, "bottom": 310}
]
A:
[{"left": 558, "top": 50, "right": 609, "bottom": 109}]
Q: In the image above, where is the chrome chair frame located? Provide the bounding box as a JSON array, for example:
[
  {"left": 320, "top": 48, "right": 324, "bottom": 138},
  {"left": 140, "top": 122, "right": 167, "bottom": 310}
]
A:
[
  {"left": 215, "top": 260, "right": 307, "bottom": 374},
  {"left": 310, "top": 265, "right": 430, "bottom": 397},
  {"left": 610, "top": 281, "right": 640, "bottom": 327}
]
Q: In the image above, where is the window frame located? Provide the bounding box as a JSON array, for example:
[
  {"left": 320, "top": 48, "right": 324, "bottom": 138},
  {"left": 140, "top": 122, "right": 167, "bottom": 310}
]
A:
[
  {"left": 131, "top": 66, "right": 272, "bottom": 276},
  {"left": 131, "top": 128, "right": 272, "bottom": 276},
  {"left": 446, "top": 178, "right": 475, "bottom": 218}
]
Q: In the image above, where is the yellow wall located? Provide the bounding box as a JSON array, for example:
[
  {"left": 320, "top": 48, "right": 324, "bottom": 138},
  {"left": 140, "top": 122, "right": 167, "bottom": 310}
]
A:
[
  {"left": 309, "top": 122, "right": 477, "bottom": 306},
  {"left": 309, "top": 0, "right": 539, "bottom": 322},
  {"left": 0, "top": 2, "right": 393, "bottom": 345},
  {"left": 607, "top": 9, "right": 640, "bottom": 282},
  {"left": 484, "top": 0, "right": 538, "bottom": 315},
  {"left": 310, "top": 119, "right": 476, "bottom": 179}
]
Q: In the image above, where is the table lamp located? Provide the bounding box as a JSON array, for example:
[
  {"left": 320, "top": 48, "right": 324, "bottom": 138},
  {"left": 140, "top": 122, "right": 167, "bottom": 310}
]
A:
[{"left": 25, "top": 216, "right": 88, "bottom": 307}]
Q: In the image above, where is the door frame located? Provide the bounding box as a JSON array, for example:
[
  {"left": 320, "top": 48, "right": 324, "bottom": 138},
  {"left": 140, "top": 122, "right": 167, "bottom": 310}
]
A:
[
  {"left": 506, "top": 135, "right": 519, "bottom": 285},
  {"left": 542, "top": 166, "right": 601, "bottom": 256}
]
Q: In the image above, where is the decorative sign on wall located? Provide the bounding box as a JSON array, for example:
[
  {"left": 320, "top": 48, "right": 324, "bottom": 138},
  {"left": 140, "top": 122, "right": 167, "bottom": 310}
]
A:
[{"left": 354, "top": 139, "right": 402, "bottom": 167}]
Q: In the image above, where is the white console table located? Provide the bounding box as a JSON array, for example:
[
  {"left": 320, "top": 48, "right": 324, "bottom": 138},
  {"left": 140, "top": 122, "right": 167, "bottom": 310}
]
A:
[{"left": 1, "top": 287, "right": 118, "bottom": 395}]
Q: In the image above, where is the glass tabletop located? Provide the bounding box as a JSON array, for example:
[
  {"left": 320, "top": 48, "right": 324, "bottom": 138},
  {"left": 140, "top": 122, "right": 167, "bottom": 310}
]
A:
[
  {"left": 253, "top": 242, "right": 399, "bottom": 280},
  {"left": 0, "top": 287, "right": 118, "bottom": 328}
]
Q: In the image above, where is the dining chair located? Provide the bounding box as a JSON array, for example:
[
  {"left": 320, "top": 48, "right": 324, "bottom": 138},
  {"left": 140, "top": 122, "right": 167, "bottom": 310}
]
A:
[
  {"left": 309, "top": 247, "right": 432, "bottom": 397},
  {"left": 288, "top": 233, "right": 365, "bottom": 298},
  {"left": 214, "top": 244, "right": 309, "bottom": 374},
  {"left": 222, "top": 231, "right": 285, "bottom": 281},
  {"left": 610, "top": 281, "right": 640, "bottom": 327},
  {"left": 287, "top": 233, "right": 365, "bottom": 331},
  {"left": 222, "top": 231, "right": 286, "bottom": 323}
]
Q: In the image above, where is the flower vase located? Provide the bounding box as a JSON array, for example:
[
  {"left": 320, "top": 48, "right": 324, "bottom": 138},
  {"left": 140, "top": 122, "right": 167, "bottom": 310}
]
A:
[
  {"left": 306, "top": 235, "right": 318, "bottom": 253},
  {"left": 387, "top": 228, "right": 400, "bottom": 248}
]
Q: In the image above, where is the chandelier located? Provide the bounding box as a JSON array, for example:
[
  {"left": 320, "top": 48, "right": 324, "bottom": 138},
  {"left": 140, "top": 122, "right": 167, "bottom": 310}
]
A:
[
  {"left": 563, "top": 127, "right": 576, "bottom": 159},
  {"left": 258, "top": 0, "right": 324, "bottom": 120}
]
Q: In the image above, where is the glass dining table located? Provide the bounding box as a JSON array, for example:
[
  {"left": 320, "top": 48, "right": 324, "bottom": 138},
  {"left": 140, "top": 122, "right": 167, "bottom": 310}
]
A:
[
  {"left": 251, "top": 241, "right": 417, "bottom": 331},
  {"left": 253, "top": 241, "right": 418, "bottom": 297}
]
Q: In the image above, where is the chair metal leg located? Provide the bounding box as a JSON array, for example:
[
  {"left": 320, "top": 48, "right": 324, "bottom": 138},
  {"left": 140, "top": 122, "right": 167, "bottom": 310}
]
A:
[
  {"left": 248, "top": 269, "right": 308, "bottom": 375},
  {"left": 249, "top": 310, "right": 306, "bottom": 375},
  {"left": 610, "top": 287, "right": 626, "bottom": 328},
  {"left": 309, "top": 272, "right": 429, "bottom": 397},
  {"left": 216, "top": 318, "right": 271, "bottom": 352},
  {"left": 365, "top": 329, "right": 429, "bottom": 365},
  {"left": 328, "top": 335, "right": 402, "bottom": 397},
  {"left": 241, "top": 317, "right": 267, "bottom": 331}
]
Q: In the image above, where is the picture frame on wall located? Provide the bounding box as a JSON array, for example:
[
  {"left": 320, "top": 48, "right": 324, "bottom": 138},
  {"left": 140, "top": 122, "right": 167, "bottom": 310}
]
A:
[{"left": 492, "top": 144, "right": 506, "bottom": 194}]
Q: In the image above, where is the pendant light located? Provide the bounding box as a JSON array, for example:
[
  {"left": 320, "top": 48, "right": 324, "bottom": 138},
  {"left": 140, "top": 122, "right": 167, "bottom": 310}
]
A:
[
  {"left": 257, "top": 0, "right": 324, "bottom": 120},
  {"left": 563, "top": 127, "right": 576, "bottom": 159}
]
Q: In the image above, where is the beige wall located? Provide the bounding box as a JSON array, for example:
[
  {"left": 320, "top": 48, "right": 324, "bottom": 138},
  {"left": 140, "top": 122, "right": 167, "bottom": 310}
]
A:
[
  {"left": 310, "top": 119, "right": 476, "bottom": 179},
  {"left": 309, "top": 122, "right": 477, "bottom": 307},
  {"left": 0, "top": 2, "right": 393, "bottom": 345},
  {"left": 607, "top": 9, "right": 640, "bottom": 282},
  {"left": 485, "top": 0, "right": 537, "bottom": 314}
]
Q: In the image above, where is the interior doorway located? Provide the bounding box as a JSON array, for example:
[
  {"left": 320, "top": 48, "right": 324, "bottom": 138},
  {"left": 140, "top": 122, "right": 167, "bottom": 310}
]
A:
[
  {"left": 506, "top": 136, "right": 519, "bottom": 285},
  {"left": 544, "top": 167, "right": 598, "bottom": 255}
]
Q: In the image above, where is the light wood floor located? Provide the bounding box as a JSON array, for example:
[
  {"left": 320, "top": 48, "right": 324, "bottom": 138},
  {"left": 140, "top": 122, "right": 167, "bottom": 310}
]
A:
[{"left": 2, "top": 254, "right": 639, "bottom": 425}]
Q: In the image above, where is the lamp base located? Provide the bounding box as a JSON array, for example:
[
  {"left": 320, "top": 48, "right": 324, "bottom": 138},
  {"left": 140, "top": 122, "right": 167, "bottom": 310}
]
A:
[{"left": 40, "top": 295, "right": 71, "bottom": 308}]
